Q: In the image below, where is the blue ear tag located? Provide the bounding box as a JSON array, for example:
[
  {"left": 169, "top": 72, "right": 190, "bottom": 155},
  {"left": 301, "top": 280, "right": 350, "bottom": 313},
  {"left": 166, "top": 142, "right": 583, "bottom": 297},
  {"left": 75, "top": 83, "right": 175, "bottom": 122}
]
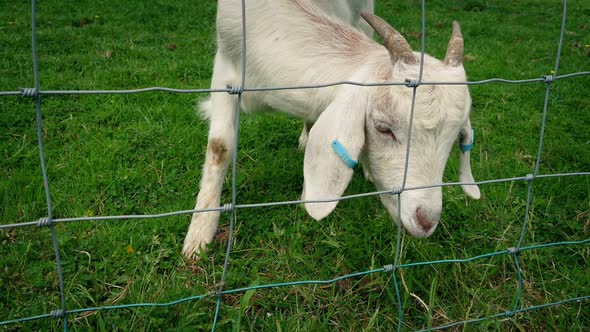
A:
[
  {"left": 332, "top": 139, "right": 358, "bottom": 169},
  {"left": 460, "top": 128, "right": 475, "bottom": 152}
]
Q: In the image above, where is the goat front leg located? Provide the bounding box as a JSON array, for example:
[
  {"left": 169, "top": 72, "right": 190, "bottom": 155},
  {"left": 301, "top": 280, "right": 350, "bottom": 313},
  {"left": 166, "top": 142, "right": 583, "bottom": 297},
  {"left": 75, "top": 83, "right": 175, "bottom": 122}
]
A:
[
  {"left": 183, "top": 53, "right": 238, "bottom": 259},
  {"left": 183, "top": 97, "right": 236, "bottom": 258}
]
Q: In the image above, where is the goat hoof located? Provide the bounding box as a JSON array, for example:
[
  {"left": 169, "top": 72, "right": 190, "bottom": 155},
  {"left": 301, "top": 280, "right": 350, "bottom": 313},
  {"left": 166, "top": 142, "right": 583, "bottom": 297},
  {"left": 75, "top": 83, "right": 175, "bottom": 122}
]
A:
[
  {"left": 183, "top": 212, "right": 219, "bottom": 259},
  {"left": 182, "top": 240, "right": 208, "bottom": 260}
]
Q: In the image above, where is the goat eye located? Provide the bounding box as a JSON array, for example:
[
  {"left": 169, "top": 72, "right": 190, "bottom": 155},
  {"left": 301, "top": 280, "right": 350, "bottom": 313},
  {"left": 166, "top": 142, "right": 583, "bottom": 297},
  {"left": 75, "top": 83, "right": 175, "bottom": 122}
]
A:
[{"left": 374, "top": 122, "right": 397, "bottom": 140}]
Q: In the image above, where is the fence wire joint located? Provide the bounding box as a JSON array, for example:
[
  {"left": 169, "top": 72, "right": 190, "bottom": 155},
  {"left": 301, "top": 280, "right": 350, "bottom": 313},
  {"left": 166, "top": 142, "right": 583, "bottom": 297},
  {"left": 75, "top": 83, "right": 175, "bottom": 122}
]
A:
[
  {"left": 541, "top": 74, "right": 555, "bottom": 83},
  {"left": 50, "top": 309, "right": 65, "bottom": 318},
  {"left": 503, "top": 310, "right": 515, "bottom": 318},
  {"left": 20, "top": 88, "right": 38, "bottom": 98},
  {"left": 37, "top": 217, "right": 53, "bottom": 227},
  {"left": 226, "top": 85, "right": 244, "bottom": 95},
  {"left": 221, "top": 203, "right": 234, "bottom": 213},
  {"left": 507, "top": 247, "right": 520, "bottom": 255},
  {"left": 404, "top": 79, "right": 421, "bottom": 88},
  {"left": 390, "top": 187, "right": 403, "bottom": 195},
  {"left": 206, "top": 282, "right": 226, "bottom": 298}
]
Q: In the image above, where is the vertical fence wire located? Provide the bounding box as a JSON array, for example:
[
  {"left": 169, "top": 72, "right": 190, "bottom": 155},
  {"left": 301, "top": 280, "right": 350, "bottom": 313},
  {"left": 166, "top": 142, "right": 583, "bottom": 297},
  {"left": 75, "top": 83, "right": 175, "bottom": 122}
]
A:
[
  {"left": 391, "top": 0, "right": 429, "bottom": 329},
  {"left": 211, "top": 0, "right": 248, "bottom": 329},
  {"left": 29, "top": 0, "right": 69, "bottom": 329},
  {"left": 511, "top": 0, "right": 568, "bottom": 317},
  {"left": 1, "top": 0, "right": 588, "bottom": 330}
]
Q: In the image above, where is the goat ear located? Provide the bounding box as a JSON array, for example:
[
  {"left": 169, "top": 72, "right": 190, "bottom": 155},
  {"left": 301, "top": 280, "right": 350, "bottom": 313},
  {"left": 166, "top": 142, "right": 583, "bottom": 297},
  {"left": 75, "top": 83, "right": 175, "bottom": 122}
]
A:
[
  {"left": 458, "top": 118, "right": 481, "bottom": 199},
  {"left": 303, "top": 86, "right": 367, "bottom": 220}
]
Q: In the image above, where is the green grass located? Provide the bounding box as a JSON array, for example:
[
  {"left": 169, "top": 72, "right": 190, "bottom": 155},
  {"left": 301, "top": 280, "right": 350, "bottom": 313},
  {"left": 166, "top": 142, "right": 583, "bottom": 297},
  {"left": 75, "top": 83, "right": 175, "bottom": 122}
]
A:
[{"left": 1, "top": 0, "right": 589, "bottom": 330}]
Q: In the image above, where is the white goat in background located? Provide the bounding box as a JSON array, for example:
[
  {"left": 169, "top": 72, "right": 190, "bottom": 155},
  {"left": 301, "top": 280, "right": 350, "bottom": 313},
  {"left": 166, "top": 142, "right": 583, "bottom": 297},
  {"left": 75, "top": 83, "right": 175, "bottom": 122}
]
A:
[
  {"left": 183, "top": 0, "right": 480, "bottom": 258},
  {"left": 315, "top": 0, "right": 375, "bottom": 36}
]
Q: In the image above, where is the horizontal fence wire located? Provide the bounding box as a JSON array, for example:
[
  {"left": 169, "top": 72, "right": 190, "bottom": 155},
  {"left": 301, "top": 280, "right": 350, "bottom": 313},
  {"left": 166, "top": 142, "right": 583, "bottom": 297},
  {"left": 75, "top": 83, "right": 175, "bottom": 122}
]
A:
[
  {"left": 1, "top": 239, "right": 588, "bottom": 327},
  {"left": 1, "top": 0, "right": 588, "bottom": 330},
  {"left": 1, "top": 171, "right": 590, "bottom": 230},
  {"left": 2, "top": 71, "right": 589, "bottom": 98}
]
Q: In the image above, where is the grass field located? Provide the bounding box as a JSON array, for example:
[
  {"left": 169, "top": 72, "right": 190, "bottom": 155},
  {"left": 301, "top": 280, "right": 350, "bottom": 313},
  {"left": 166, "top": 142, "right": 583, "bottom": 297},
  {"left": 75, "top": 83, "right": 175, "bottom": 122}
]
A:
[{"left": 1, "top": 0, "right": 589, "bottom": 330}]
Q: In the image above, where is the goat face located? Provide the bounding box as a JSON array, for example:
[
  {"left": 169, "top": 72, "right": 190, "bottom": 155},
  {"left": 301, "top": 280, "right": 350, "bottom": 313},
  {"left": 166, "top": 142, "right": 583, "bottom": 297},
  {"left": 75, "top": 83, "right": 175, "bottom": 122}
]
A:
[
  {"left": 303, "top": 15, "right": 480, "bottom": 237},
  {"left": 365, "top": 79, "right": 472, "bottom": 237}
]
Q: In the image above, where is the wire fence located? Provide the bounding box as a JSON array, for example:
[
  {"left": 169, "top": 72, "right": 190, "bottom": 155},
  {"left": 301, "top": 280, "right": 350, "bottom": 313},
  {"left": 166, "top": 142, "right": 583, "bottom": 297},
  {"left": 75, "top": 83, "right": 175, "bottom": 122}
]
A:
[{"left": 1, "top": 0, "right": 589, "bottom": 330}]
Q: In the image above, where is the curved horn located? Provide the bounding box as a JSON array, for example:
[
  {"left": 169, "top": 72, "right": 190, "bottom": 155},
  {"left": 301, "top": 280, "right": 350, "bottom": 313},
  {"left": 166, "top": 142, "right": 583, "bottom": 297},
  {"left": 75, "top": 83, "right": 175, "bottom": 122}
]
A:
[
  {"left": 444, "top": 21, "right": 464, "bottom": 67},
  {"left": 360, "top": 12, "right": 417, "bottom": 65}
]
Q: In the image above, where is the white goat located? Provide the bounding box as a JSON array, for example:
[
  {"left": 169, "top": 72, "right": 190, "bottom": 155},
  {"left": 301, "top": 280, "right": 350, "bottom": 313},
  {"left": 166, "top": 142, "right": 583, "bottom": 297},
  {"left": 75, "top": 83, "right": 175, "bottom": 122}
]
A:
[
  {"left": 314, "top": 0, "right": 375, "bottom": 36},
  {"left": 183, "top": 0, "right": 481, "bottom": 258}
]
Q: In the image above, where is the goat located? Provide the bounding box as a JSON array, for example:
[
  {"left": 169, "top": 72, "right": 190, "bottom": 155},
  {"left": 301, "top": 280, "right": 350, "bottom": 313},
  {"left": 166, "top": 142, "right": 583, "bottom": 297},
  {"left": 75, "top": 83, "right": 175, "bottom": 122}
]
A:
[
  {"left": 314, "top": 0, "right": 375, "bottom": 36},
  {"left": 182, "top": 0, "right": 481, "bottom": 258}
]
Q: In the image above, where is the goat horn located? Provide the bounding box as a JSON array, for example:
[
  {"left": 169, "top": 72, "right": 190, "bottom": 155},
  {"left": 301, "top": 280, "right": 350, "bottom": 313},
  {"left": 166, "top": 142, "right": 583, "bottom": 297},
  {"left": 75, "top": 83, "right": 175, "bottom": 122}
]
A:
[
  {"left": 360, "top": 12, "right": 417, "bottom": 65},
  {"left": 444, "top": 21, "right": 463, "bottom": 67}
]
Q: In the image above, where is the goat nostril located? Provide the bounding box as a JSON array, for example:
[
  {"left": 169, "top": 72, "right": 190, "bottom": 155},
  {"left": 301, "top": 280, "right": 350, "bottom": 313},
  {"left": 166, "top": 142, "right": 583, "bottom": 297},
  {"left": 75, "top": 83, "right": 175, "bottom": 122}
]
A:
[{"left": 415, "top": 207, "right": 433, "bottom": 233}]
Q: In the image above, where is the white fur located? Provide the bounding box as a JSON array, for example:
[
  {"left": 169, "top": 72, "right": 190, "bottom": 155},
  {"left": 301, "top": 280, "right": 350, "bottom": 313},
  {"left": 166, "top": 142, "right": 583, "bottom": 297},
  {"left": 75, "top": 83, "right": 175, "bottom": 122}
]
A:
[
  {"left": 183, "top": 0, "right": 479, "bottom": 258},
  {"left": 298, "top": 0, "right": 375, "bottom": 147}
]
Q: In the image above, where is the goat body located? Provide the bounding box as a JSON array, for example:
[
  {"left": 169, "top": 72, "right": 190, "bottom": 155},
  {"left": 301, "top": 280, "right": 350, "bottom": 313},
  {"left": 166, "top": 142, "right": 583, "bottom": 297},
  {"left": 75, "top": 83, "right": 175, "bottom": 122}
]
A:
[{"left": 214, "top": 0, "right": 377, "bottom": 122}]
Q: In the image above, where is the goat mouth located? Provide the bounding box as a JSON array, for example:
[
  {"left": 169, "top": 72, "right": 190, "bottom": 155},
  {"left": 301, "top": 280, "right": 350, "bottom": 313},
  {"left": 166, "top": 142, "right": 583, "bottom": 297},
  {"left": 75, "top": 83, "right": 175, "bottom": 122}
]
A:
[
  {"left": 415, "top": 207, "right": 436, "bottom": 235},
  {"left": 400, "top": 218, "right": 438, "bottom": 238},
  {"left": 378, "top": 194, "right": 439, "bottom": 237},
  {"left": 385, "top": 213, "right": 439, "bottom": 237}
]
